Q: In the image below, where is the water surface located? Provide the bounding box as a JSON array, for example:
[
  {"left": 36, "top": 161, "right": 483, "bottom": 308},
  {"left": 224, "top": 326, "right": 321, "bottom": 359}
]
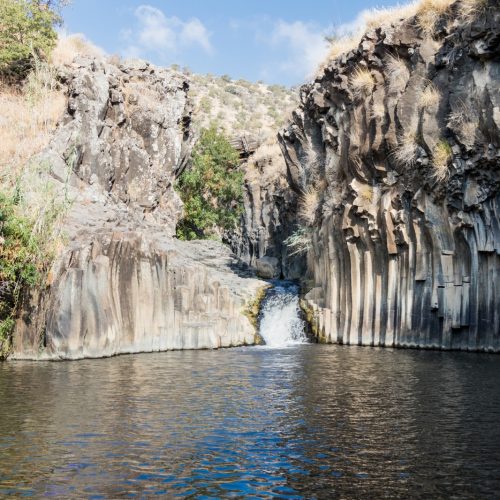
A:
[{"left": 1, "top": 345, "right": 500, "bottom": 498}]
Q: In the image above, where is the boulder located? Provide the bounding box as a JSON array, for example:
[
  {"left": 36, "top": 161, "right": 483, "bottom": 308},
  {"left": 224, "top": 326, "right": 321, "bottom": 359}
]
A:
[{"left": 255, "top": 257, "right": 280, "bottom": 279}]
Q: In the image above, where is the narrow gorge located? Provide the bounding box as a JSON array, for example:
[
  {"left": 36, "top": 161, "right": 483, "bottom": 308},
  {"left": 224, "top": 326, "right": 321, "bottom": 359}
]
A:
[
  {"left": 2, "top": 0, "right": 499, "bottom": 360},
  {"left": 2, "top": 1, "right": 500, "bottom": 497}
]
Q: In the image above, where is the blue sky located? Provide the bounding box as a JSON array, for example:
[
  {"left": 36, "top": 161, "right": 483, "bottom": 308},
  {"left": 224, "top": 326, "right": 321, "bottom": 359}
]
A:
[{"left": 62, "top": 0, "right": 407, "bottom": 86}]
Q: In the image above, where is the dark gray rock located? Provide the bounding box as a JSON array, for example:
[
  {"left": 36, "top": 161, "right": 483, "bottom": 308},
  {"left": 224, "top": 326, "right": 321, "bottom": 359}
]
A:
[
  {"left": 256, "top": 256, "right": 280, "bottom": 279},
  {"left": 241, "top": 0, "right": 500, "bottom": 351}
]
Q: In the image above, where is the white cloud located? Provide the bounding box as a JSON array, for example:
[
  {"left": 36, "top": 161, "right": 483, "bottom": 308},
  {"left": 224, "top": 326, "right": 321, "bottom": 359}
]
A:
[
  {"left": 262, "top": 20, "right": 330, "bottom": 81},
  {"left": 334, "top": 14, "right": 366, "bottom": 38},
  {"left": 124, "top": 5, "right": 213, "bottom": 60},
  {"left": 135, "top": 5, "right": 178, "bottom": 51},
  {"left": 180, "top": 18, "right": 213, "bottom": 54}
]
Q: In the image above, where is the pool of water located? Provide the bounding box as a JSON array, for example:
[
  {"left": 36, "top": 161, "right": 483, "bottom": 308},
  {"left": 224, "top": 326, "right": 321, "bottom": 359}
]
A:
[{"left": 1, "top": 345, "right": 500, "bottom": 498}]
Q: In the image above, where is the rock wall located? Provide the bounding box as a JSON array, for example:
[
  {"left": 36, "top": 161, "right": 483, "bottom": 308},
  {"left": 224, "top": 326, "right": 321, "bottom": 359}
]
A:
[
  {"left": 227, "top": 142, "right": 305, "bottom": 279},
  {"left": 13, "top": 235, "right": 261, "bottom": 360},
  {"left": 277, "top": 1, "right": 500, "bottom": 350},
  {"left": 11, "top": 57, "right": 266, "bottom": 360},
  {"left": 46, "top": 57, "right": 193, "bottom": 235}
]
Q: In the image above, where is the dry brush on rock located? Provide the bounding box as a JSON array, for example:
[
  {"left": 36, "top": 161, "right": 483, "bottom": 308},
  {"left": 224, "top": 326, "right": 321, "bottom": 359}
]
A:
[{"left": 269, "top": 0, "right": 499, "bottom": 351}]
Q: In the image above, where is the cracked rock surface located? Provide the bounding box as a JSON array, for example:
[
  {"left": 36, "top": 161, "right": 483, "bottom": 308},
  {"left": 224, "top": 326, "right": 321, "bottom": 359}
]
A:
[
  {"left": 12, "top": 58, "right": 265, "bottom": 360},
  {"left": 245, "top": 0, "right": 500, "bottom": 351}
]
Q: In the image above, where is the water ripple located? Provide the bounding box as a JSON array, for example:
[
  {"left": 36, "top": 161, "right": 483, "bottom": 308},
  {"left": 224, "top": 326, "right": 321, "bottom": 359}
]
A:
[{"left": 0, "top": 345, "right": 500, "bottom": 498}]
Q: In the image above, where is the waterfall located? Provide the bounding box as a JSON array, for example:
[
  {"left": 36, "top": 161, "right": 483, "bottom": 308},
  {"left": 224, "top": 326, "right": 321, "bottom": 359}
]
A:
[{"left": 258, "top": 282, "right": 308, "bottom": 347}]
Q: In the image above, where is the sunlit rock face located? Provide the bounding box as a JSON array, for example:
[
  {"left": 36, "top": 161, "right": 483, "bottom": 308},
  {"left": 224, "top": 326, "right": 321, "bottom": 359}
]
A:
[
  {"left": 12, "top": 58, "right": 264, "bottom": 360},
  {"left": 45, "top": 57, "right": 193, "bottom": 235},
  {"left": 14, "top": 236, "right": 261, "bottom": 360},
  {"left": 276, "top": 1, "right": 500, "bottom": 350}
]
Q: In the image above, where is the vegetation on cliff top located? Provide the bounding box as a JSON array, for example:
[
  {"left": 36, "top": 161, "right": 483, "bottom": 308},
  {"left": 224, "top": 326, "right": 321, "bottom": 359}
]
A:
[
  {"left": 185, "top": 71, "right": 298, "bottom": 141},
  {"left": 176, "top": 126, "right": 244, "bottom": 241},
  {"left": 318, "top": 0, "right": 488, "bottom": 75},
  {"left": 0, "top": 1, "right": 72, "bottom": 357},
  {"left": 0, "top": 0, "right": 69, "bottom": 81}
]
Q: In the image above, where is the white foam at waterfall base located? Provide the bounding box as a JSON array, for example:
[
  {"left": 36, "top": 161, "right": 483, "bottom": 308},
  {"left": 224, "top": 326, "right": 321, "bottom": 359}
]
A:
[{"left": 259, "top": 283, "right": 307, "bottom": 347}]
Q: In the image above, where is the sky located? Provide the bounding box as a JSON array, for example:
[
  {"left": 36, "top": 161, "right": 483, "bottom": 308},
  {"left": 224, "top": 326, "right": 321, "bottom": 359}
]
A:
[{"left": 61, "top": 0, "right": 408, "bottom": 86}]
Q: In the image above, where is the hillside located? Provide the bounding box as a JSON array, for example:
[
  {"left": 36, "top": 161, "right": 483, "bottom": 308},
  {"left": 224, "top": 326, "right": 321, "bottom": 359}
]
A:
[{"left": 187, "top": 71, "right": 298, "bottom": 139}]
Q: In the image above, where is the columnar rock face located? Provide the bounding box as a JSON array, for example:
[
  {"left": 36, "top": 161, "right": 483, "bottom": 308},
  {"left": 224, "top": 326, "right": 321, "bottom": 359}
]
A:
[
  {"left": 11, "top": 58, "right": 266, "bottom": 360},
  {"left": 278, "top": 1, "right": 500, "bottom": 350},
  {"left": 227, "top": 142, "right": 304, "bottom": 279},
  {"left": 13, "top": 236, "right": 261, "bottom": 360}
]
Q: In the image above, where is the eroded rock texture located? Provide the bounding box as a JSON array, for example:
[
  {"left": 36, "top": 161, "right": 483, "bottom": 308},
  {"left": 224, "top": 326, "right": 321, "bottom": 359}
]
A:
[
  {"left": 12, "top": 58, "right": 265, "bottom": 360},
  {"left": 228, "top": 142, "right": 304, "bottom": 278},
  {"left": 46, "top": 57, "right": 193, "bottom": 234},
  {"left": 277, "top": 1, "right": 500, "bottom": 350}
]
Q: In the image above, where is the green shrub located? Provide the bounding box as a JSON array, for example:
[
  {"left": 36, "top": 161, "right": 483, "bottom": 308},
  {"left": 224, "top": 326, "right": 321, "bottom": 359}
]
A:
[
  {"left": 176, "top": 126, "right": 243, "bottom": 240},
  {"left": 0, "top": 318, "right": 15, "bottom": 342},
  {"left": 0, "top": 186, "right": 65, "bottom": 357},
  {"left": 0, "top": 0, "right": 67, "bottom": 80},
  {"left": 0, "top": 192, "right": 42, "bottom": 286}
]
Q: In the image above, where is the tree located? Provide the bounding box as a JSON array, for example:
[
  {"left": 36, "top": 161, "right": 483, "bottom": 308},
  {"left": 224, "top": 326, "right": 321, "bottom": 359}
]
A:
[
  {"left": 176, "top": 126, "right": 243, "bottom": 240},
  {"left": 0, "top": 0, "right": 68, "bottom": 80}
]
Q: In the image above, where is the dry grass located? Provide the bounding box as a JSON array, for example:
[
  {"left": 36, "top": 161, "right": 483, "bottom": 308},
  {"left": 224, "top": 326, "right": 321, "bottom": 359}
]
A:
[
  {"left": 107, "top": 54, "right": 123, "bottom": 66},
  {"left": 246, "top": 140, "right": 286, "bottom": 183},
  {"left": 385, "top": 55, "right": 410, "bottom": 92},
  {"left": 298, "top": 186, "right": 320, "bottom": 226},
  {"left": 350, "top": 67, "right": 375, "bottom": 98},
  {"left": 392, "top": 129, "right": 420, "bottom": 166},
  {"left": 188, "top": 74, "right": 298, "bottom": 140},
  {"left": 416, "top": 0, "right": 454, "bottom": 35},
  {"left": 317, "top": 0, "right": 473, "bottom": 77},
  {"left": 419, "top": 83, "right": 440, "bottom": 108},
  {"left": 364, "top": 2, "right": 420, "bottom": 30},
  {"left": 252, "top": 139, "right": 281, "bottom": 165},
  {"left": 319, "top": 2, "right": 420, "bottom": 72},
  {"left": 447, "top": 104, "right": 478, "bottom": 148},
  {"left": 358, "top": 184, "right": 373, "bottom": 203},
  {"left": 431, "top": 139, "right": 452, "bottom": 181},
  {"left": 51, "top": 34, "right": 105, "bottom": 66},
  {"left": 0, "top": 62, "right": 66, "bottom": 184},
  {"left": 327, "top": 36, "right": 361, "bottom": 61},
  {"left": 460, "top": 0, "right": 488, "bottom": 22}
]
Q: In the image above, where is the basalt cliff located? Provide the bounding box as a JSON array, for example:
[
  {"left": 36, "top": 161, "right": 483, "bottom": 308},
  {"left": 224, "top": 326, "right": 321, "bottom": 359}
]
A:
[
  {"left": 5, "top": 0, "right": 500, "bottom": 360},
  {"left": 10, "top": 58, "right": 265, "bottom": 360},
  {"left": 234, "top": 0, "right": 500, "bottom": 351}
]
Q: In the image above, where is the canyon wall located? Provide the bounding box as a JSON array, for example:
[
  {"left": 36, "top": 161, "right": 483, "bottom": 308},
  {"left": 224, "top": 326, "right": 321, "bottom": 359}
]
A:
[
  {"left": 11, "top": 57, "right": 265, "bottom": 360},
  {"left": 275, "top": 0, "right": 499, "bottom": 350},
  {"left": 227, "top": 142, "right": 304, "bottom": 278}
]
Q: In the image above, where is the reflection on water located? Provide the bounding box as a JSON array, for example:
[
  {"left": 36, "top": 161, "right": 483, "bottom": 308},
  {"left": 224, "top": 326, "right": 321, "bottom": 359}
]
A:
[{"left": 1, "top": 345, "right": 500, "bottom": 498}]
